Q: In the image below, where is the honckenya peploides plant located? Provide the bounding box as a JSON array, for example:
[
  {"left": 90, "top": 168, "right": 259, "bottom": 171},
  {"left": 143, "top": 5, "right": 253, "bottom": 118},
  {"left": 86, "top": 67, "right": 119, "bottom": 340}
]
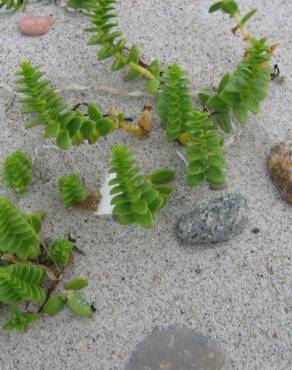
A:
[
  {"left": 0, "top": 0, "right": 89, "bottom": 10},
  {"left": 58, "top": 173, "right": 102, "bottom": 211},
  {"left": 109, "top": 145, "right": 175, "bottom": 228},
  {"left": 0, "top": 0, "right": 280, "bottom": 334},
  {"left": 16, "top": 61, "right": 153, "bottom": 150},
  {"left": 0, "top": 0, "right": 26, "bottom": 10},
  {"left": 0, "top": 197, "right": 94, "bottom": 332},
  {"left": 83, "top": 0, "right": 277, "bottom": 186},
  {"left": 15, "top": 0, "right": 278, "bottom": 187},
  {"left": 2, "top": 150, "right": 32, "bottom": 195}
]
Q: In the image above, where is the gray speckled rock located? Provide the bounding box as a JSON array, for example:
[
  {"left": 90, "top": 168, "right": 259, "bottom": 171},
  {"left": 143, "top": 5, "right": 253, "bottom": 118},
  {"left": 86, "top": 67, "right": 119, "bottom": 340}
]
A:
[
  {"left": 176, "top": 193, "right": 248, "bottom": 244},
  {"left": 125, "top": 326, "right": 226, "bottom": 370}
]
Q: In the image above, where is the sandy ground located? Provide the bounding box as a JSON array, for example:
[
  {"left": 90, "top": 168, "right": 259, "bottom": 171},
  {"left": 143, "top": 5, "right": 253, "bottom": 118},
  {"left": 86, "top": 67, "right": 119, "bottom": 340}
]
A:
[{"left": 0, "top": 1, "right": 291, "bottom": 369}]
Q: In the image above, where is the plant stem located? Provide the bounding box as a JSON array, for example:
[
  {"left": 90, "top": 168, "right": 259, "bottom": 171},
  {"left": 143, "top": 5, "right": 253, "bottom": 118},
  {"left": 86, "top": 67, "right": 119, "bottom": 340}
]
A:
[
  {"left": 129, "top": 61, "right": 155, "bottom": 80},
  {"left": 232, "top": 12, "right": 251, "bottom": 43}
]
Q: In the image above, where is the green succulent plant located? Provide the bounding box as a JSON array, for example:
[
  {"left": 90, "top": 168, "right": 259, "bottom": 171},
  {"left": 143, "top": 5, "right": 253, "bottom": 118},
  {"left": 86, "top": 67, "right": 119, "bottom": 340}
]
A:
[
  {"left": 156, "top": 64, "right": 226, "bottom": 186},
  {"left": 2, "top": 150, "right": 32, "bottom": 195},
  {"left": 66, "top": 292, "right": 94, "bottom": 318},
  {"left": 42, "top": 277, "right": 92, "bottom": 318},
  {"left": 42, "top": 295, "right": 66, "bottom": 316},
  {"left": 58, "top": 174, "right": 86, "bottom": 207},
  {"left": 16, "top": 61, "right": 115, "bottom": 149},
  {"left": 85, "top": 0, "right": 161, "bottom": 93},
  {"left": 0, "top": 197, "right": 41, "bottom": 260},
  {"left": 0, "top": 264, "right": 45, "bottom": 305},
  {"left": 0, "top": 196, "right": 93, "bottom": 332},
  {"left": 47, "top": 239, "right": 74, "bottom": 268},
  {"left": 84, "top": 0, "right": 276, "bottom": 188},
  {"left": 184, "top": 111, "right": 226, "bottom": 186},
  {"left": 64, "top": 277, "right": 88, "bottom": 290},
  {"left": 3, "top": 308, "right": 39, "bottom": 333},
  {"left": 109, "top": 145, "right": 174, "bottom": 228},
  {"left": 157, "top": 64, "right": 193, "bottom": 142},
  {"left": 0, "top": 0, "right": 26, "bottom": 10},
  {"left": 199, "top": 38, "right": 272, "bottom": 132},
  {"left": 66, "top": 0, "right": 91, "bottom": 9}
]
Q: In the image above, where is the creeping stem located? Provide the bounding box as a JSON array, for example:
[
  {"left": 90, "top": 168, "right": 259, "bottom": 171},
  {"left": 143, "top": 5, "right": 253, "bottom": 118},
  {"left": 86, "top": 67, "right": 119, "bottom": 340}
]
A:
[{"left": 129, "top": 61, "right": 156, "bottom": 80}]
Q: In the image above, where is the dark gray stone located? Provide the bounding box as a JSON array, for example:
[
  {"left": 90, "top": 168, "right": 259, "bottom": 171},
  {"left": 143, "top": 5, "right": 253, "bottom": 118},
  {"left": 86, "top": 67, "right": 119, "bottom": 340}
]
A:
[
  {"left": 176, "top": 193, "right": 248, "bottom": 244},
  {"left": 125, "top": 326, "right": 226, "bottom": 370}
]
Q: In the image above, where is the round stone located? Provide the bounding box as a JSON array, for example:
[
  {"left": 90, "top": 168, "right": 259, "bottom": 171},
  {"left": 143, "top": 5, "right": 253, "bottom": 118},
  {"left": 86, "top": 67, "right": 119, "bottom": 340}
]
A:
[
  {"left": 267, "top": 141, "right": 292, "bottom": 204},
  {"left": 19, "top": 15, "right": 54, "bottom": 37},
  {"left": 176, "top": 193, "right": 248, "bottom": 244},
  {"left": 125, "top": 326, "right": 226, "bottom": 370}
]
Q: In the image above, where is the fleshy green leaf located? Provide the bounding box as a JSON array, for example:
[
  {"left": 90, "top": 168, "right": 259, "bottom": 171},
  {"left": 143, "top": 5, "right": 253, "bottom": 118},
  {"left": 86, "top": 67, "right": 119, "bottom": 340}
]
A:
[
  {"left": 66, "top": 293, "right": 94, "bottom": 318},
  {"left": 206, "top": 95, "right": 229, "bottom": 112},
  {"left": 132, "top": 200, "right": 148, "bottom": 215},
  {"left": 0, "top": 264, "right": 45, "bottom": 305},
  {"left": 3, "top": 308, "right": 39, "bottom": 333},
  {"left": 145, "top": 79, "right": 160, "bottom": 95},
  {"left": 206, "top": 166, "right": 225, "bottom": 185},
  {"left": 157, "top": 64, "right": 193, "bottom": 141},
  {"left": 221, "top": 0, "right": 238, "bottom": 15},
  {"left": 148, "top": 169, "right": 176, "bottom": 184},
  {"left": 124, "top": 70, "right": 143, "bottom": 81},
  {"left": 64, "top": 277, "right": 88, "bottom": 291},
  {"left": 26, "top": 212, "right": 46, "bottom": 234},
  {"left": 87, "top": 102, "right": 103, "bottom": 122},
  {"left": 2, "top": 150, "right": 32, "bottom": 195},
  {"left": 111, "top": 55, "right": 127, "bottom": 71},
  {"left": 44, "top": 122, "right": 60, "bottom": 138},
  {"left": 109, "top": 146, "right": 171, "bottom": 228},
  {"left": 148, "top": 60, "right": 161, "bottom": 77},
  {"left": 97, "top": 118, "right": 114, "bottom": 136},
  {"left": 218, "top": 73, "right": 231, "bottom": 93},
  {"left": 217, "top": 112, "right": 232, "bottom": 133},
  {"left": 234, "top": 103, "right": 248, "bottom": 123},
  {"left": 58, "top": 173, "right": 86, "bottom": 207},
  {"left": 47, "top": 239, "right": 74, "bottom": 268},
  {"left": 0, "top": 197, "right": 41, "bottom": 260},
  {"left": 56, "top": 130, "right": 71, "bottom": 150},
  {"left": 42, "top": 295, "right": 66, "bottom": 316},
  {"left": 127, "top": 46, "right": 140, "bottom": 64},
  {"left": 209, "top": 1, "right": 223, "bottom": 13},
  {"left": 240, "top": 9, "right": 257, "bottom": 26}
]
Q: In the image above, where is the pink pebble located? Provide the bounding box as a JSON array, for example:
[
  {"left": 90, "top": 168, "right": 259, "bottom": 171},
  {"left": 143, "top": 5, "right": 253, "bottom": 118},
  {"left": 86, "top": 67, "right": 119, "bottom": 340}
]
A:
[{"left": 19, "top": 15, "right": 54, "bottom": 37}]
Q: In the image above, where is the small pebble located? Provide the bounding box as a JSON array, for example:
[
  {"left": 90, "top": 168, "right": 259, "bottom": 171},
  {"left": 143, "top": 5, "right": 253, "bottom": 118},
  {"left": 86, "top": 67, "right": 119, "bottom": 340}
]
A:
[
  {"left": 267, "top": 141, "right": 292, "bottom": 204},
  {"left": 19, "top": 15, "right": 54, "bottom": 37},
  {"left": 176, "top": 193, "right": 248, "bottom": 244}
]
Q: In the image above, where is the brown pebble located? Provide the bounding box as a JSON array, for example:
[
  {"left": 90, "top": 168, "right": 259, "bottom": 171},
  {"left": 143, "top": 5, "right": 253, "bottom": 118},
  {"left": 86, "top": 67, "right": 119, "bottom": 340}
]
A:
[
  {"left": 267, "top": 141, "right": 292, "bottom": 204},
  {"left": 19, "top": 15, "right": 54, "bottom": 37}
]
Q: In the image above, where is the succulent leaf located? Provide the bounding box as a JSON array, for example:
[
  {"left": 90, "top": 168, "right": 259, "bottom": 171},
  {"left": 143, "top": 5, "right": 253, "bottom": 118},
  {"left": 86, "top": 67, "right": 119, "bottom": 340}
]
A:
[
  {"left": 202, "top": 38, "right": 272, "bottom": 130},
  {"left": 148, "top": 169, "right": 176, "bottom": 185},
  {"left": 16, "top": 62, "right": 114, "bottom": 149},
  {"left": 84, "top": 0, "right": 157, "bottom": 85},
  {"left": 184, "top": 111, "right": 226, "bottom": 186},
  {"left": 66, "top": 292, "right": 94, "bottom": 318},
  {"left": 0, "top": 197, "right": 41, "bottom": 260},
  {"left": 42, "top": 295, "right": 66, "bottom": 316},
  {"left": 58, "top": 174, "right": 86, "bottom": 207},
  {"left": 2, "top": 150, "right": 32, "bottom": 195},
  {"left": 0, "top": 264, "right": 45, "bottom": 305},
  {"left": 0, "top": 0, "right": 26, "bottom": 10},
  {"left": 157, "top": 64, "right": 193, "bottom": 141},
  {"left": 109, "top": 146, "right": 172, "bottom": 228},
  {"left": 2, "top": 308, "right": 39, "bottom": 333},
  {"left": 64, "top": 277, "right": 88, "bottom": 291},
  {"left": 47, "top": 239, "right": 74, "bottom": 268}
]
